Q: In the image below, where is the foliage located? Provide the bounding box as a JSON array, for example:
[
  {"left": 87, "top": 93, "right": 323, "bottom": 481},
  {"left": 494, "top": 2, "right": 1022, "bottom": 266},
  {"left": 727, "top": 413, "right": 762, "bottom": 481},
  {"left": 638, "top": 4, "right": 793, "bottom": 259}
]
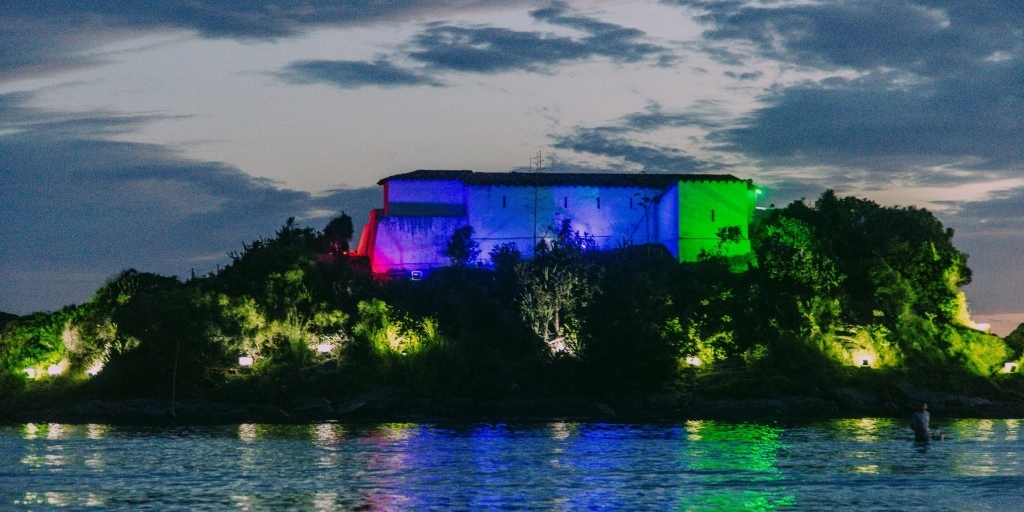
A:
[
  {"left": 489, "top": 242, "right": 521, "bottom": 272},
  {"left": 1004, "top": 323, "right": 1024, "bottom": 357},
  {"left": 321, "top": 212, "right": 354, "bottom": 253},
  {"left": 516, "top": 220, "right": 600, "bottom": 356},
  {"left": 0, "top": 312, "right": 18, "bottom": 330},
  {"left": 1, "top": 191, "right": 1012, "bottom": 405},
  {"left": 444, "top": 226, "right": 481, "bottom": 266}
]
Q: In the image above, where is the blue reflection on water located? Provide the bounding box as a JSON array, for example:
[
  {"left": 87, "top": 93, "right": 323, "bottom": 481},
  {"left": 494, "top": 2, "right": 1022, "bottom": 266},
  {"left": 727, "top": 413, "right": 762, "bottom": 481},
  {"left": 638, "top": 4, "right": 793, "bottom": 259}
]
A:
[{"left": 1, "top": 419, "right": 1023, "bottom": 510}]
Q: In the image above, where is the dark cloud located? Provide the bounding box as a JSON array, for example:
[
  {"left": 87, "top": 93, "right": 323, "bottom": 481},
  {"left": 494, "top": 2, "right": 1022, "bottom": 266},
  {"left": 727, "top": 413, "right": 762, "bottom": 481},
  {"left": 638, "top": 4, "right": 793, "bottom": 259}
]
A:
[
  {"left": 659, "top": 0, "right": 1024, "bottom": 177},
  {"left": 942, "top": 187, "right": 1024, "bottom": 232},
  {"left": 552, "top": 131, "right": 706, "bottom": 172},
  {"left": 405, "top": 4, "right": 671, "bottom": 74},
  {"left": 275, "top": 2, "right": 675, "bottom": 88},
  {"left": 551, "top": 103, "right": 720, "bottom": 172},
  {"left": 712, "top": 63, "right": 1024, "bottom": 174},
  {"left": 0, "top": 0, "right": 525, "bottom": 79},
  {"left": 674, "top": 0, "right": 1022, "bottom": 75},
  {"left": 280, "top": 59, "right": 442, "bottom": 88},
  {"left": 0, "top": 92, "right": 380, "bottom": 314},
  {"left": 0, "top": 0, "right": 522, "bottom": 39},
  {"left": 723, "top": 70, "right": 762, "bottom": 81}
]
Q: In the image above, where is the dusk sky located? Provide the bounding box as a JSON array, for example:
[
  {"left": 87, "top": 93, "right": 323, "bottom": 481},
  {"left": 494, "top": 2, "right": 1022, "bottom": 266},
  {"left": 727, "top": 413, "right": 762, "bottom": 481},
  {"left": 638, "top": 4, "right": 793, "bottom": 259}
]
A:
[{"left": 1, "top": 0, "right": 1022, "bottom": 335}]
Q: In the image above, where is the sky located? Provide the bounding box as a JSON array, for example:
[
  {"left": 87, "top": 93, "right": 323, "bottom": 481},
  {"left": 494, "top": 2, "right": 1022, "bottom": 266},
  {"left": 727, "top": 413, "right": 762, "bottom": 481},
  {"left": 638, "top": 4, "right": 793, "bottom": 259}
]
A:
[{"left": 1, "top": 0, "right": 1022, "bottom": 335}]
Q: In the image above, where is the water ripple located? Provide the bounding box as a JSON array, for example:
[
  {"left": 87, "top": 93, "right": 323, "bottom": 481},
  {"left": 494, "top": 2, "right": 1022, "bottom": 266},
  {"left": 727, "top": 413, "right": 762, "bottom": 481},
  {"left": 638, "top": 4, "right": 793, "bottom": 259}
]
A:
[{"left": 1, "top": 419, "right": 1022, "bottom": 510}]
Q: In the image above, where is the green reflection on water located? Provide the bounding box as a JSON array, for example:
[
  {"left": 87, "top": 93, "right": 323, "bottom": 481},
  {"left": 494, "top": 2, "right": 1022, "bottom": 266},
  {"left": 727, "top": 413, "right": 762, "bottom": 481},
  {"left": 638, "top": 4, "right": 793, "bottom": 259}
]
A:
[
  {"left": 685, "top": 420, "right": 785, "bottom": 475},
  {"left": 679, "top": 420, "right": 795, "bottom": 511},
  {"left": 679, "top": 490, "right": 797, "bottom": 512}
]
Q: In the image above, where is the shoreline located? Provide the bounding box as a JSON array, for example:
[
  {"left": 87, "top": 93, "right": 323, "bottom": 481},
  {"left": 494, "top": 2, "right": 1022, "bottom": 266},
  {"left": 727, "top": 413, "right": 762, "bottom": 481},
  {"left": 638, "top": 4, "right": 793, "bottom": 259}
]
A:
[{"left": 3, "top": 390, "right": 1022, "bottom": 426}]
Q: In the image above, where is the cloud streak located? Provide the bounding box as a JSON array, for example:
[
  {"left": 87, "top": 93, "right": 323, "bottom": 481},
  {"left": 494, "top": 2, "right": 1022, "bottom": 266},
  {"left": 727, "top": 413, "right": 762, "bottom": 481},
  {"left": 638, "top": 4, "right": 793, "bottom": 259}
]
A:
[
  {"left": 0, "top": 0, "right": 528, "bottom": 80},
  {"left": 278, "top": 2, "right": 676, "bottom": 87},
  {"left": 550, "top": 103, "right": 721, "bottom": 172},
  {"left": 281, "top": 59, "right": 443, "bottom": 88}
]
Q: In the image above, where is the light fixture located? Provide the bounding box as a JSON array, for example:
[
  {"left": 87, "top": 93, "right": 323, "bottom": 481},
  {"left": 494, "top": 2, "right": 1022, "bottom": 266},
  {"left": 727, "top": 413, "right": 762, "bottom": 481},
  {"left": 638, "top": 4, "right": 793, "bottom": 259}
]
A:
[
  {"left": 1003, "top": 362, "right": 1018, "bottom": 374},
  {"left": 852, "top": 351, "right": 875, "bottom": 368},
  {"left": 685, "top": 356, "right": 701, "bottom": 366},
  {"left": 47, "top": 364, "right": 63, "bottom": 376},
  {"left": 316, "top": 343, "right": 333, "bottom": 354},
  {"left": 238, "top": 356, "right": 254, "bottom": 367},
  {"left": 24, "top": 368, "right": 36, "bottom": 379}
]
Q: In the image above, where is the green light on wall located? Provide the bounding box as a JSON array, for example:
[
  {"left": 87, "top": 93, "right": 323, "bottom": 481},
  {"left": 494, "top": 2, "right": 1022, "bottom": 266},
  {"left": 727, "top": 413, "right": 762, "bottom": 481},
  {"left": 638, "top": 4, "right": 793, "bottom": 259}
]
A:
[{"left": 677, "top": 180, "right": 758, "bottom": 267}]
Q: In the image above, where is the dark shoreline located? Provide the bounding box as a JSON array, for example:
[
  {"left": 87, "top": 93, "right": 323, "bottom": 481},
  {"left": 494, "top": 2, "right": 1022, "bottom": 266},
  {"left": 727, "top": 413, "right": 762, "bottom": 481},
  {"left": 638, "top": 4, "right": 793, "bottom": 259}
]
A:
[{"left": 4, "top": 388, "right": 1022, "bottom": 426}]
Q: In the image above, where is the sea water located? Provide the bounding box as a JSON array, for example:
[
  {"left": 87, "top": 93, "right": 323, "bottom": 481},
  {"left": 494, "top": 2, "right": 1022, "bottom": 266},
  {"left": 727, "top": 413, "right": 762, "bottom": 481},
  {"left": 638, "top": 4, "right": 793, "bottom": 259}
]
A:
[{"left": 1, "top": 419, "right": 1021, "bottom": 511}]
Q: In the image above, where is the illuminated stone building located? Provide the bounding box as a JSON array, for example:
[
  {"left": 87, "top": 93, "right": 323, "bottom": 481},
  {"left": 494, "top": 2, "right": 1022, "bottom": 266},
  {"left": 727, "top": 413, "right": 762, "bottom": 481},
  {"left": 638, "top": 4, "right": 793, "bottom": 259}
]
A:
[{"left": 357, "top": 170, "right": 759, "bottom": 274}]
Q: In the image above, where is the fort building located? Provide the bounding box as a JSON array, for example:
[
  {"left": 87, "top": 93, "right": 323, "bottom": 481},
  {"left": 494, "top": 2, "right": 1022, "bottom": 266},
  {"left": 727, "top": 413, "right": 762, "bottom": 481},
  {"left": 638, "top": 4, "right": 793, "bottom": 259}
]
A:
[{"left": 357, "top": 170, "right": 759, "bottom": 274}]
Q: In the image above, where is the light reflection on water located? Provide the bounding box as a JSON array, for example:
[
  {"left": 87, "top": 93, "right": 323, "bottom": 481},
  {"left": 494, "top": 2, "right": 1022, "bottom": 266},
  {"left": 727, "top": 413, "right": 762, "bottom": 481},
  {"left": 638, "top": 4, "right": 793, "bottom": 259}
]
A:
[{"left": 1, "top": 419, "right": 1023, "bottom": 510}]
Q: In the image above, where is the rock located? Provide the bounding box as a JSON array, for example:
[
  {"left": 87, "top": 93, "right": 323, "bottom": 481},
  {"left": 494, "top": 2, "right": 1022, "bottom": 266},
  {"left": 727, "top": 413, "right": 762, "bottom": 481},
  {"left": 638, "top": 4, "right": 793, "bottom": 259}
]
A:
[
  {"left": 826, "top": 387, "right": 877, "bottom": 411},
  {"left": 290, "top": 396, "right": 333, "bottom": 417}
]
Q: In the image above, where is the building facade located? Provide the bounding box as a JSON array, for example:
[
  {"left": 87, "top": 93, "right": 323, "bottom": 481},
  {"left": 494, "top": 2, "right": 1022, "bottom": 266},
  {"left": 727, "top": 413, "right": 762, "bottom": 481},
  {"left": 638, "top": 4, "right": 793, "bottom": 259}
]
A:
[{"left": 357, "top": 170, "right": 759, "bottom": 274}]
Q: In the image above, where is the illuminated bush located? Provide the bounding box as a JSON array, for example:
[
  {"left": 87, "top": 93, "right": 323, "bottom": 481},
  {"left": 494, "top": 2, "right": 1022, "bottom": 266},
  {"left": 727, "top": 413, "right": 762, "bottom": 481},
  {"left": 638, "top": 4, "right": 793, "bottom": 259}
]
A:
[
  {"left": 353, "top": 299, "right": 446, "bottom": 360},
  {"left": 946, "top": 328, "right": 1009, "bottom": 377}
]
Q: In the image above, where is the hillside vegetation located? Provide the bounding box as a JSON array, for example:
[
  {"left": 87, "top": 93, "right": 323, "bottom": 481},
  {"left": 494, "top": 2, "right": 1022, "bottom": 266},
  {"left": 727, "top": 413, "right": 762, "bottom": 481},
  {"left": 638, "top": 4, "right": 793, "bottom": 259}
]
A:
[{"left": 2, "top": 192, "right": 1021, "bottom": 412}]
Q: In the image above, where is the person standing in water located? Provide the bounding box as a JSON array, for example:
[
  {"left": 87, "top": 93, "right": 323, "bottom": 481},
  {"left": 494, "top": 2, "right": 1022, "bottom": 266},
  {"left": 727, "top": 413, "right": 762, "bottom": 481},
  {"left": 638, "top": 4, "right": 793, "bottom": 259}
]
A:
[{"left": 911, "top": 402, "right": 930, "bottom": 442}]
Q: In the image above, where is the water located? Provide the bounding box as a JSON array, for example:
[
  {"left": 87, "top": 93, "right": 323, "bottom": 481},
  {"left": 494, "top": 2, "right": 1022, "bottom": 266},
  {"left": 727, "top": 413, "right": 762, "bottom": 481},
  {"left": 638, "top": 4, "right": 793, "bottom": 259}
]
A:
[{"left": 1, "top": 419, "right": 1022, "bottom": 511}]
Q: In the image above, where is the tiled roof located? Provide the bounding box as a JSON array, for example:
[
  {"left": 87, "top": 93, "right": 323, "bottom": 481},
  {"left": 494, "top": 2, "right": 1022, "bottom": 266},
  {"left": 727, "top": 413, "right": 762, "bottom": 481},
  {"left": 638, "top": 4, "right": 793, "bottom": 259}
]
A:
[{"left": 378, "top": 170, "right": 746, "bottom": 187}]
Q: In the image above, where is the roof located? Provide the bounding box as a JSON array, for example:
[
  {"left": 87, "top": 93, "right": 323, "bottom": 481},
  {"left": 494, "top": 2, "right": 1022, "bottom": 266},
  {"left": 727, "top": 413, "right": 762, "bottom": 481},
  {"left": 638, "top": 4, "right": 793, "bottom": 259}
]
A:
[{"left": 378, "top": 170, "right": 747, "bottom": 187}]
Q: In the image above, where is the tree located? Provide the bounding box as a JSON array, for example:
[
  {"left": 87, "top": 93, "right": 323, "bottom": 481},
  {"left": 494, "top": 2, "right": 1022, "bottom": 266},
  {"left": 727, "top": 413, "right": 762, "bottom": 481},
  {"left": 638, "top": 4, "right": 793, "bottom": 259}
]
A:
[
  {"left": 444, "top": 226, "right": 481, "bottom": 266},
  {"left": 321, "top": 212, "right": 355, "bottom": 254},
  {"left": 516, "top": 220, "right": 600, "bottom": 356}
]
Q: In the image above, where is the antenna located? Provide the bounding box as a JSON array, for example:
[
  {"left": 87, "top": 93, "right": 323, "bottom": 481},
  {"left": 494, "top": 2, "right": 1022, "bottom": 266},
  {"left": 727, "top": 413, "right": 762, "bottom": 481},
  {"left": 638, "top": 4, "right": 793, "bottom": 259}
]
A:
[{"left": 531, "top": 150, "right": 544, "bottom": 173}]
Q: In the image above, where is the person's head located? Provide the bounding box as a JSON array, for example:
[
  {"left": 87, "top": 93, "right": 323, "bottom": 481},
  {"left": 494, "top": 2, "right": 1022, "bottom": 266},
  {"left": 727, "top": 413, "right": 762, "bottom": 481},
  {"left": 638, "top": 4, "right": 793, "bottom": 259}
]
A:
[{"left": 919, "top": 402, "right": 928, "bottom": 412}]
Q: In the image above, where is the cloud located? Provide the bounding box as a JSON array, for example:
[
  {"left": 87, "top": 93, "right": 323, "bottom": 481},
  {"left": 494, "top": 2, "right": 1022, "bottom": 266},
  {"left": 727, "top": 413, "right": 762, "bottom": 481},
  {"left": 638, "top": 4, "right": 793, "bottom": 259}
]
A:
[
  {"left": 277, "top": 2, "right": 676, "bottom": 87},
  {"left": 711, "top": 64, "right": 1024, "bottom": 175},
  {"left": 674, "top": 0, "right": 1022, "bottom": 74},
  {"left": 0, "top": 0, "right": 528, "bottom": 80},
  {"left": 407, "top": 4, "right": 671, "bottom": 74},
  {"left": 942, "top": 187, "right": 1024, "bottom": 232},
  {"left": 656, "top": 0, "right": 1024, "bottom": 180},
  {"left": 723, "top": 70, "right": 761, "bottom": 81},
  {"left": 550, "top": 103, "right": 721, "bottom": 172},
  {"left": 0, "top": 92, "right": 380, "bottom": 314},
  {"left": 280, "top": 59, "right": 442, "bottom": 88}
]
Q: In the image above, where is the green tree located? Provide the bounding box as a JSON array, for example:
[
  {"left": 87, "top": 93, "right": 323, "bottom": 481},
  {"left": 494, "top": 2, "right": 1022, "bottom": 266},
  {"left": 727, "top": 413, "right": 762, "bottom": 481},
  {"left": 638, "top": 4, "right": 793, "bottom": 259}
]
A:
[{"left": 516, "top": 220, "right": 600, "bottom": 357}]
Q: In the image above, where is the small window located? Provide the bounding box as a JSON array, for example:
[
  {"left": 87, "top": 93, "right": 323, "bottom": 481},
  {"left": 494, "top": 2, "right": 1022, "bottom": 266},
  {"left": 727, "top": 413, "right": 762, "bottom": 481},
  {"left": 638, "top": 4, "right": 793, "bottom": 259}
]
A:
[
  {"left": 502, "top": 195, "right": 506, "bottom": 208},
  {"left": 597, "top": 197, "right": 601, "bottom": 209},
  {"left": 711, "top": 209, "right": 715, "bottom": 222}
]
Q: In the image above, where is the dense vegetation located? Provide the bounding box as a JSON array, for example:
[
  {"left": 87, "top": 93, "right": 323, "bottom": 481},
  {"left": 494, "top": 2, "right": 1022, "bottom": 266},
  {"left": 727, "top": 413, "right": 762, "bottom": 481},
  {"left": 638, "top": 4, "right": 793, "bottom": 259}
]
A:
[{"left": 2, "top": 192, "right": 1021, "bottom": 409}]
